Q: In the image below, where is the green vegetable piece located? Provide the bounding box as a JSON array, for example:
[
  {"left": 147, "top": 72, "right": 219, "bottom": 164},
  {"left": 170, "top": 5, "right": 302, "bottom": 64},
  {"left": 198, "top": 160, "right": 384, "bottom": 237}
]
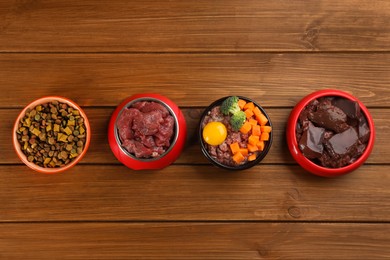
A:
[
  {"left": 34, "top": 114, "right": 41, "bottom": 121},
  {"left": 230, "top": 111, "right": 246, "bottom": 131},
  {"left": 220, "top": 96, "right": 240, "bottom": 115}
]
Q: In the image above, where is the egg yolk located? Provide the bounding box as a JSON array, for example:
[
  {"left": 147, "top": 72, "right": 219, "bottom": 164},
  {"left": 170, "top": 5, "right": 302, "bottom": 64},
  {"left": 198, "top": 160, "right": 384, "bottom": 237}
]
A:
[{"left": 203, "top": 121, "right": 227, "bottom": 146}]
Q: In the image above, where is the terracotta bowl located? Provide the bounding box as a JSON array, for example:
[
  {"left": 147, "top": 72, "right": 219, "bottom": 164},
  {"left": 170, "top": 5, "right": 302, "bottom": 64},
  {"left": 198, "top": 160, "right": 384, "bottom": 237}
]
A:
[
  {"left": 286, "top": 89, "right": 375, "bottom": 177},
  {"left": 108, "top": 93, "right": 187, "bottom": 170},
  {"left": 13, "top": 96, "right": 91, "bottom": 174}
]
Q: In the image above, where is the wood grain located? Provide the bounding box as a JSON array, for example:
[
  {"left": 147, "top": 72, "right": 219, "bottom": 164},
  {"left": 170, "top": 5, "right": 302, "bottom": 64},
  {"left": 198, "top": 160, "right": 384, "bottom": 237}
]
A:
[
  {"left": 0, "top": 53, "right": 389, "bottom": 107},
  {"left": 1, "top": 165, "right": 389, "bottom": 222},
  {"left": 1, "top": 222, "right": 389, "bottom": 259},
  {"left": 2, "top": 108, "right": 388, "bottom": 165},
  {"left": 0, "top": 0, "right": 389, "bottom": 52}
]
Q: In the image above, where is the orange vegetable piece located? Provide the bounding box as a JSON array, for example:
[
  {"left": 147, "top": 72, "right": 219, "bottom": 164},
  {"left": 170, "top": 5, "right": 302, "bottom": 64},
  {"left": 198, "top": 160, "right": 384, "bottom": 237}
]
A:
[
  {"left": 249, "top": 118, "right": 257, "bottom": 126},
  {"left": 248, "top": 135, "right": 260, "bottom": 146},
  {"left": 256, "top": 141, "right": 265, "bottom": 151},
  {"left": 256, "top": 113, "right": 268, "bottom": 126},
  {"left": 253, "top": 106, "right": 262, "bottom": 119},
  {"left": 248, "top": 154, "right": 257, "bottom": 161},
  {"left": 230, "top": 142, "right": 240, "bottom": 154},
  {"left": 260, "top": 132, "right": 269, "bottom": 141},
  {"left": 239, "top": 148, "right": 249, "bottom": 156},
  {"left": 260, "top": 126, "right": 272, "bottom": 133},
  {"left": 247, "top": 143, "right": 258, "bottom": 152},
  {"left": 233, "top": 152, "right": 245, "bottom": 164},
  {"left": 252, "top": 125, "right": 261, "bottom": 136},
  {"left": 244, "top": 109, "right": 254, "bottom": 119},
  {"left": 240, "top": 121, "right": 252, "bottom": 134},
  {"left": 243, "top": 102, "right": 255, "bottom": 111},
  {"left": 238, "top": 99, "right": 247, "bottom": 110}
]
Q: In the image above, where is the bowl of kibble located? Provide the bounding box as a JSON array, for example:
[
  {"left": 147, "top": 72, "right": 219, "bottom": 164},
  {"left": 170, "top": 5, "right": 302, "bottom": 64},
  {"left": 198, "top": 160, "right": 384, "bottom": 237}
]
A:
[
  {"left": 199, "top": 96, "right": 273, "bottom": 170},
  {"left": 286, "top": 89, "right": 375, "bottom": 177},
  {"left": 13, "top": 96, "right": 91, "bottom": 174},
  {"left": 108, "top": 93, "right": 187, "bottom": 170}
]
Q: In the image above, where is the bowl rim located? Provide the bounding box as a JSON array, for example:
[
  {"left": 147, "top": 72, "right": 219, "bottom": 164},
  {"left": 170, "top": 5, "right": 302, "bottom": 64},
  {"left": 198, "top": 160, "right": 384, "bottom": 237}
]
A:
[
  {"left": 13, "top": 96, "right": 91, "bottom": 174},
  {"left": 113, "top": 96, "right": 179, "bottom": 162},
  {"left": 286, "top": 89, "right": 375, "bottom": 177},
  {"left": 199, "top": 96, "right": 273, "bottom": 170}
]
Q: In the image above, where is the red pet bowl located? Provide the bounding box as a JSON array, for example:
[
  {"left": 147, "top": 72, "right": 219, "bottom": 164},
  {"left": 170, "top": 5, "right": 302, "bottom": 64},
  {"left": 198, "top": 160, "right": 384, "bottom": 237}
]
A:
[
  {"left": 286, "top": 89, "right": 375, "bottom": 177},
  {"left": 108, "top": 93, "right": 187, "bottom": 170}
]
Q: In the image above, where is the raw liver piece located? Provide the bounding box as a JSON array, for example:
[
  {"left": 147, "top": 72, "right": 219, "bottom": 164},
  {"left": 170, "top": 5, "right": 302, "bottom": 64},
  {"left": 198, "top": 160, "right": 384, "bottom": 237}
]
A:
[
  {"left": 308, "top": 104, "right": 349, "bottom": 133},
  {"left": 299, "top": 122, "right": 325, "bottom": 159}
]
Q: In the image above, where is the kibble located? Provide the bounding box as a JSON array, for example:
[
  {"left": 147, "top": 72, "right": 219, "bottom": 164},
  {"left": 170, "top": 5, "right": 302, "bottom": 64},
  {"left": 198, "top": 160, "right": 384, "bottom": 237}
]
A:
[{"left": 16, "top": 101, "right": 87, "bottom": 168}]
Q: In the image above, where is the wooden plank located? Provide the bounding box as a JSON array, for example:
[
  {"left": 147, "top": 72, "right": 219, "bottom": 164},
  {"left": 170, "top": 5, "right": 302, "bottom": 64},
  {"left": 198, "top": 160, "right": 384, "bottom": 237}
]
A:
[
  {"left": 0, "top": 53, "right": 389, "bottom": 107},
  {"left": 0, "top": 165, "right": 389, "bottom": 221},
  {"left": 0, "top": 0, "right": 389, "bottom": 52},
  {"left": 1, "top": 222, "right": 389, "bottom": 259},
  {"left": 3, "top": 108, "right": 387, "bottom": 164}
]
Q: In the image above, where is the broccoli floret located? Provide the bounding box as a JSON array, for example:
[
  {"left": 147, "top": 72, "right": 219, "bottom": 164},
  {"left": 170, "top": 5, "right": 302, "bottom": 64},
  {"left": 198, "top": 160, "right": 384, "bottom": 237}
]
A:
[
  {"left": 230, "top": 111, "right": 246, "bottom": 131},
  {"left": 220, "top": 96, "right": 240, "bottom": 115}
]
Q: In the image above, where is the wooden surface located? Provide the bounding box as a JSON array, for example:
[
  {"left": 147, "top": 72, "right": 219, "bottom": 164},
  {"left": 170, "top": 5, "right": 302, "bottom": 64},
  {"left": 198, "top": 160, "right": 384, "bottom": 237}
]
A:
[{"left": 0, "top": 1, "right": 389, "bottom": 259}]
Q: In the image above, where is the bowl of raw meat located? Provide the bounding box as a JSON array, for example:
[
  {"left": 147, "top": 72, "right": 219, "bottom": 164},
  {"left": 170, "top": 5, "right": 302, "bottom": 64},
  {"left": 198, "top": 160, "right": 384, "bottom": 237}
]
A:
[
  {"left": 286, "top": 89, "right": 375, "bottom": 177},
  {"left": 199, "top": 96, "right": 273, "bottom": 170},
  {"left": 108, "top": 93, "right": 187, "bottom": 170}
]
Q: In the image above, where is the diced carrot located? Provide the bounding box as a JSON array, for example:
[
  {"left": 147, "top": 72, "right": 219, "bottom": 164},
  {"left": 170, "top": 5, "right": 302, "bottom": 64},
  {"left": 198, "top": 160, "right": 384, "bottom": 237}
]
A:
[
  {"left": 240, "top": 121, "right": 252, "bottom": 134},
  {"left": 239, "top": 148, "right": 249, "bottom": 156},
  {"left": 256, "top": 141, "right": 265, "bottom": 151},
  {"left": 248, "top": 135, "right": 260, "bottom": 146},
  {"left": 233, "top": 152, "right": 245, "bottom": 164},
  {"left": 244, "top": 109, "right": 254, "bottom": 119},
  {"left": 248, "top": 154, "right": 257, "bottom": 161},
  {"left": 230, "top": 142, "right": 240, "bottom": 154},
  {"left": 260, "top": 126, "right": 272, "bottom": 133},
  {"left": 243, "top": 102, "right": 255, "bottom": 111},
  {"left": 247, "top": 143, "right": 258, "bottom": 152},
  {"left": 249, "top": 118, "right": 257, "bottom": 126},
  {"left": 260, "top": 132, "right": 269, "bottom": 141},
  {"left": 256, "top": 113, "right": 269, "bottom": 126},
  {"left": 238, "top": 99, "right": 247, "bottom": 110},
  {"left": 252, "top": 125, "right": 261, "bottom": 136},
  {"left": 253, "top": 106, "right": 262, "bottom": 119}
]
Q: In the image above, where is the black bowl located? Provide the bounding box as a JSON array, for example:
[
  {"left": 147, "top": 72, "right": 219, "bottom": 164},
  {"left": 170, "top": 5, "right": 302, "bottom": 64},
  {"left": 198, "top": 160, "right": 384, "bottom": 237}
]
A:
[{"left": 199, "top": 96, "right": 273, "bottom": 170}]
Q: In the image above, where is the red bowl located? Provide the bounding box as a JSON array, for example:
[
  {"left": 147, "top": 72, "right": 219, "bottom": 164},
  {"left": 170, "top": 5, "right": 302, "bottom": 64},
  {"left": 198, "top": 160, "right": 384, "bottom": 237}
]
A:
[
  {"left": 286, "top": 89, "right": 375, "bottom": 177},
  {"left": 108, "top": 93, "right": 187, "bottom": 170},
  {"left": 13, "top": 96, "right": 91, "bottom": 174}
]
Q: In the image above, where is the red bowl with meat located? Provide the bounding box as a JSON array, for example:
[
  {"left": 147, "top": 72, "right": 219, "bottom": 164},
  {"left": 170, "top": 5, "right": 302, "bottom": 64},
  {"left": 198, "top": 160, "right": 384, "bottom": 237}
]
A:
[
  {"left": 199, "top": 96, "right": 273, "bottom": 170},
  {"left": 286, "top": 89, "right": 375, "bottom": 177},
  {"left": 108, "top": 93, "right": 187, "bottom": 170}
]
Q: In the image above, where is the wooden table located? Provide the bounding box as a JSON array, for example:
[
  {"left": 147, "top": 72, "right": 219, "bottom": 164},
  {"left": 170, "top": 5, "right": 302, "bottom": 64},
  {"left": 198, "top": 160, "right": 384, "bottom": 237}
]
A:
[{"left": 1, "top": 1, "right": 389, "bottom": 259}]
